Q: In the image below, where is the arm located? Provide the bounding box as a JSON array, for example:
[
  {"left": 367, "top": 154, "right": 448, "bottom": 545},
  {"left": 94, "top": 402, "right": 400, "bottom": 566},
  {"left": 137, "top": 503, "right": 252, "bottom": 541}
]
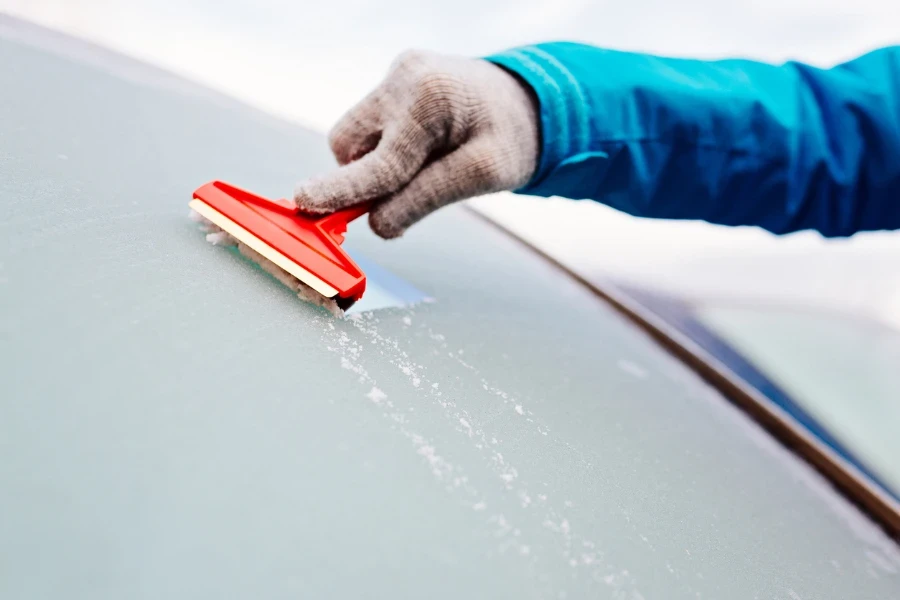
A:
[{"left": 487, "top": 43, "right": 900, "bottom": 237}]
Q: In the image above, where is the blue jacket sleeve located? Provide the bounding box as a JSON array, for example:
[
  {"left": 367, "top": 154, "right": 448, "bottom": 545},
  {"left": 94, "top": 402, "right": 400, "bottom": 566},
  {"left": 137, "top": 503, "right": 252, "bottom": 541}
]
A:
[{"left": 486, "top": 43, "right": 900, "bottom": 237}]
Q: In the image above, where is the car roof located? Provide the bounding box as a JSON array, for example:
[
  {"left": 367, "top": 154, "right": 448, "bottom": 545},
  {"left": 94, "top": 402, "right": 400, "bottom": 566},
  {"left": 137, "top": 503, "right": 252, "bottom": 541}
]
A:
[{"left": 2, "top": 19, "right": 899, "bottom": 599}]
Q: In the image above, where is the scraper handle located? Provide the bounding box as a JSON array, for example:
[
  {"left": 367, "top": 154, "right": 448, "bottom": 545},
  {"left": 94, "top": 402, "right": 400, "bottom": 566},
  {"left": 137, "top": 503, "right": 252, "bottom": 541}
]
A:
[
  {"left": 209, "top": 181, "right": 371, "bottom": 244},
  {"left": 316, "top": 202, "right": 372, "bottom": 245}
]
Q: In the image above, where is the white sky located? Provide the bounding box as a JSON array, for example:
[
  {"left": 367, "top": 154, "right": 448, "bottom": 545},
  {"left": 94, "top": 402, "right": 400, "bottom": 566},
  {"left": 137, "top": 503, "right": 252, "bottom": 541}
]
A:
[
  {"left": 3, "top": 0, "right": 898, "bottom": 130},
  {"left": 3, "top": 0, "right": 900, "bottom": 325}
]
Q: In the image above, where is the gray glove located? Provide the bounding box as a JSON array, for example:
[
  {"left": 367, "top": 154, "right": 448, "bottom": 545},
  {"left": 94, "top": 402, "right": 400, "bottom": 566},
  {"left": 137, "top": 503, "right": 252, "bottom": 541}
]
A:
[{"left": 293, "top": 50, "right": 540, "bottom": 239}]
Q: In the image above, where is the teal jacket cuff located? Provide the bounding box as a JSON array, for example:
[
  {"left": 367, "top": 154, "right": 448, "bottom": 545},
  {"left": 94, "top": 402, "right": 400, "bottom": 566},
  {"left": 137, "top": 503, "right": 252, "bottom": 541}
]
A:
[{"left": 486, "top": 46, "right": 595, "bottom": 196}]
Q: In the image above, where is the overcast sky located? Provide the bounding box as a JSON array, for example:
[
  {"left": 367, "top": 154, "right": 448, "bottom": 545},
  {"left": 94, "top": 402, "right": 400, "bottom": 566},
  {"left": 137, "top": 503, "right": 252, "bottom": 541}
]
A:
[
  {"left": 2, "top": 0, "right": 899, "bottom": 324},
  {"left": 3, "top": 0, "right": 898, "bottom": 128}
]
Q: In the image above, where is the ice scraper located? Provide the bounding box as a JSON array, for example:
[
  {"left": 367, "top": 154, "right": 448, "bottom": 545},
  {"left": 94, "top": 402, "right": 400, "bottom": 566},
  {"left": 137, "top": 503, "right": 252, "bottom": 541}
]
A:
[{"left": 189, "top": 180, "right": 368, "bottom": 314}]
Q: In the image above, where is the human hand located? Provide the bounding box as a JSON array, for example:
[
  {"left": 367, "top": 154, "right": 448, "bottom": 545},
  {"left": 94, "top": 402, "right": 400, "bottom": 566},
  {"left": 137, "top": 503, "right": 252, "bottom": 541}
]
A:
[{"left": 294, "top": 50, "right": 540, "bottom": 238}]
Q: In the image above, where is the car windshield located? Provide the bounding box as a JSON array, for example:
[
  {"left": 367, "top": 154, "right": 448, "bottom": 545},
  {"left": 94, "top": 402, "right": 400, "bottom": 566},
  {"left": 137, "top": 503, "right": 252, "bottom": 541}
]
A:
[
  {"left": 4, "top": 16, "right": 900, "bottom": 600},
  {"left": 696, "top": 304, "right": 900, "bottom": 493}
]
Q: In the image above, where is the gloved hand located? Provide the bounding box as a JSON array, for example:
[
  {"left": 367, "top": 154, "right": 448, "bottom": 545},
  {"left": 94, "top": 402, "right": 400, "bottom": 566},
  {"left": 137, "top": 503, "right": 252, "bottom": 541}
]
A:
[{"left": 293, "top": 50, "right": 540, "bottom": 239}]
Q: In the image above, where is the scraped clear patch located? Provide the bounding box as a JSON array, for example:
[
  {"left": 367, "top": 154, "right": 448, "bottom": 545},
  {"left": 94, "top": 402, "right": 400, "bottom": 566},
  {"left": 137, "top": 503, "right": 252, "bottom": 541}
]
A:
[{"left": 343, "top": 252, "right": 432, "bottom": 314}]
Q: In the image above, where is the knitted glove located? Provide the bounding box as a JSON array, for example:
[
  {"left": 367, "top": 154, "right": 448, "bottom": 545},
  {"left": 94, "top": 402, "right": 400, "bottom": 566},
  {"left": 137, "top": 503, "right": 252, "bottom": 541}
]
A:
[{"left": 294, "top": 50, "right": 540, "bottom": 239}]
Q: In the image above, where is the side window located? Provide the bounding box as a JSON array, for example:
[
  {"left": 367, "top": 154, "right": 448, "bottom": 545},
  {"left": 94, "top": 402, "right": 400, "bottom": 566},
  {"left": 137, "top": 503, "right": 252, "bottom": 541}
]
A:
[{"left": 697, "top": 304, "right": 900, "bottom": 494}]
